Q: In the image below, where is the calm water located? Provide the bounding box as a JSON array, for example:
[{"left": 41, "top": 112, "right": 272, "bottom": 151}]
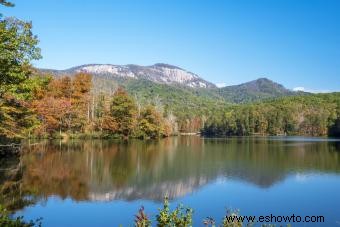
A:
[{"left": 1, "top": 136, "right": 340, "bottom": 226}]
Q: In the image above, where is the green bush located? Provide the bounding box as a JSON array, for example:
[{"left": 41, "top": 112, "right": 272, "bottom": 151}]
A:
[
  {"left": 134, "top": 198, "right": 193, "bottom": 227},
  {"left": 0, "top": 206, "right": 41, "bottom": 227},
  {"left": 156, "top": 198, "right": 193, "bottom": 227}
]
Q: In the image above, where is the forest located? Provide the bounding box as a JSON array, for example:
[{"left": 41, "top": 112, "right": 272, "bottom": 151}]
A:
[
  {"left": 0, "top": 72, "right": 176, "bottom": 140},
  {"left": 202, "top": 93, "right": 340, "bottom": 137}
]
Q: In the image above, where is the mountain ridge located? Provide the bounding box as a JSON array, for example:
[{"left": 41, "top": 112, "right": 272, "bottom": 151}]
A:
[
  {"left": 38, "top": 63, "right": 304, "bottom": 104},
  {"left": 218, "top": 77, "right": 299, "bottom": 103},
  {"left": 40, "top": 63, "right": 216, "bottom": 89}
]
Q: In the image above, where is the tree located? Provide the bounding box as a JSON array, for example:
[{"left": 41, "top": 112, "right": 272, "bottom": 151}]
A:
[
  {"left": 0, "top": 95, "right": 37, "bottom": 138},
  {"left": 109, "top": 88, "right": 138, "bottom": 138},
  {"left": 0, "top": 12, "right": 41, "bottom": 139},
  {"left": 201, "top": 93, "right": 340, "bottom": 137},
  {"left": 70, "top": 73, "right": 92, "bottom": 131},
  {"left": 30, "top": 75, "right": 93, "bottom": 137},
  {"left": 165, "top": 111, "right": 177, "bottom": 135},
  {"left": 31, "top": 95, "right": 72, "bottom": 136},
  {"left": 0, "top": 17, "right": 41, "bottom": 98},
  {"left": 138, "top": 105, "right": 165, "bottom": 139}
]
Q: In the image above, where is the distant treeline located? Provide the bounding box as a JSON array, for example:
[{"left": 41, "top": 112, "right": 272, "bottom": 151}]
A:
[{"left": 202, "top": 93, "right": 340, "bottom": 137}]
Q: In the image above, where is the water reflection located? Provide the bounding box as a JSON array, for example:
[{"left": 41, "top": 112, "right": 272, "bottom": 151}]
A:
[
  {"left": 1, "top": 136, "right": 340, "bottom": 211},
  {"left": 0, "top": 156, "right": 37, "bottom": 211}
]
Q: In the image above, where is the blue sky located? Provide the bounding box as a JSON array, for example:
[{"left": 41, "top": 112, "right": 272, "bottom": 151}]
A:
[{"left": 2, "top": 0, "right": 340, "bottom": 91}]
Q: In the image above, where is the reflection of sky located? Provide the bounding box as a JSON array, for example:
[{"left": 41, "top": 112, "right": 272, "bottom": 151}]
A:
[{"left": 18, "top": 174, "right": 340, "bottom": 227}]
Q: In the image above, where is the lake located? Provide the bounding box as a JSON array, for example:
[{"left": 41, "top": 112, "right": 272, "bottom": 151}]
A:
[{"left": 1, "top": 136, "right": 340, "bottom": 226}]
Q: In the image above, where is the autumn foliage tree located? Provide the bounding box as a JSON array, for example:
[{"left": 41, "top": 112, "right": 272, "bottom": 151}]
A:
[
  {"left": 0, "top": 5, "right": 42, "bottom": 139},
  {"left": 138, "top": 105, "right": 164, "bottom": 139},
  {"left": 90, "top": 87, "right": 174, "bottom": 139},
  {"left": 108, "top": 88, "right": 138, "bottom": 138},
  {"left": 70, "top": 73, "right": 92, "bottom": 131},
  {"left": 31, "top": 74, "right": 92, "bottom": 137},
  {"left": 137, "top": 105, "right": 172, "bottom": 139}
]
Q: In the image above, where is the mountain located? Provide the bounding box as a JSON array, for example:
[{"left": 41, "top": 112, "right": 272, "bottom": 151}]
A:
[
  {"left": 218, "top": 78, "right": 299, "bottom": 103},
  {"left": 38, "top": 64, "right": 305, "bottom": 114},
  {"left": 39, "top": 64, "right": 227, "bottom": 120},
  {"left": 41, "top": 63, "right": 216, "bottom": 89}
]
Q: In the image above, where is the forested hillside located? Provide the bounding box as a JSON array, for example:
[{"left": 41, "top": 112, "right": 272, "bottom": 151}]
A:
[
  {"left": 202, "top": 93, "right": 340, "bottom": 137},
  {"left": 39, "top": 65, "right": 305, "bottom": 104},
  {"left": 217, "top": 78, "right": 306, "bottom": 103},
  {"left": 37, "top": 67, "right": 310, "bottom": 133}
]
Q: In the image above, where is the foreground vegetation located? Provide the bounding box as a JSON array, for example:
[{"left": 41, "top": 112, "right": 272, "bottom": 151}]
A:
[
  {"left": 2, "top": 197, "right": 293, "bottom": 227},
  {"left": 0, "top": 197, "right": 245, "bottom": 227},
  {"left": 0, "top": 206, "right": 41, "bottom": 227}
]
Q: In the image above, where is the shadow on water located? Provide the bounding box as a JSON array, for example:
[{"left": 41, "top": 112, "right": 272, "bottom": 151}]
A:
[{"left": 0, "top": 136, "right": 340, "bottom": 212}]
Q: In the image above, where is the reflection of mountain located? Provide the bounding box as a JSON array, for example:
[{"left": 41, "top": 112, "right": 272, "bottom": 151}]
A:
[
  {"left": 2, "top": 137, "right": 339, "bottom": 206},
  {"left": 89, "top": 176, "right": 209, "bottom": 201}
]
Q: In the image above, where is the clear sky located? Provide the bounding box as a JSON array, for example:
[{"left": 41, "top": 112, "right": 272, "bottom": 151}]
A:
[{"left": 2, "top": 0, "right": 339, "bottom": 91}]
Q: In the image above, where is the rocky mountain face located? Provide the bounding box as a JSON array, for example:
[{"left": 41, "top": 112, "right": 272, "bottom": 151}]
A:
[
  {"left": 41, "top": 63, "right": 216, "bottom": 89},
  {"left": 39, "top": 63, "right": 304, "bottom": 104}
]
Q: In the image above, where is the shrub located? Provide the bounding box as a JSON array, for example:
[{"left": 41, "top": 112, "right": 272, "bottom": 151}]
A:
[{"left": 0, "top": 205, "right": 42, "bottom": 227}]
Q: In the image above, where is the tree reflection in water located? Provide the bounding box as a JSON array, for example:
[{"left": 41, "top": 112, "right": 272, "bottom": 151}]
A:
[{"left": 1, "top": 136, "right": 339, "bottom": 211}]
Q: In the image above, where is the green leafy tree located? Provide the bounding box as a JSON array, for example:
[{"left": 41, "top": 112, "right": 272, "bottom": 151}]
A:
[
  {"left": 0, "top": 17, "right": 41, "bottom": 98},
  {"left": 109, "top": 87, "right": 138, "bottom": 138},
  {"left": 0, "top": 3, "right": 42, "bottom": 139},
  {"left": 137, "top": 105, "right": 165, "bottom": 139}
]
